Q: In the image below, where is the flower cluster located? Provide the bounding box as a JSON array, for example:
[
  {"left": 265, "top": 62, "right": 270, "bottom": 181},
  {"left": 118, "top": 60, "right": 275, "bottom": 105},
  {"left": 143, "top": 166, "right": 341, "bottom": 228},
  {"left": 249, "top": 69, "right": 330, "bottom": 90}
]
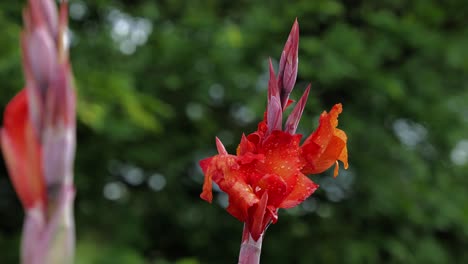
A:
[{"left": 199, "top": 19, "right": 348, "bottom": 241}]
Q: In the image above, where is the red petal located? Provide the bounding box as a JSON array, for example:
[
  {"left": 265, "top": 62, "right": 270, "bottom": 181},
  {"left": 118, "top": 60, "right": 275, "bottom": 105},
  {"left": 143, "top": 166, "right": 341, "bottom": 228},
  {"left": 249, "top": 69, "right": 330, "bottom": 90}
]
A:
[
  {"left": 200, "top": 154, "right": 259, "bottom": 222},
  {"left": 257, "top": 131, "right": 303, "bottom": 194},
  {"left": 237, "top": 134, "right": 256, "bottom": 156},
  {"left": 246, "top": 119, "right": 268, "bottom": 147},
  {"left": 238, "top": 152, "right": 265, "bottom": 165},
  {"left": 301, "top": 104, "right": 348, "bottom": 176},
  {"left": 1, "top": 89, "right": 46, "bottom": 209},
  {"left": 279, "top": 173, "right": 318, "bottom": 208},
  {"left": 255, "top": 173, "right": 287, "bottom": 207},
  {"left": 224, "top": 177, "right": 259, "bottom": 222},
  {"left": 267, "top": 206, "right": 279, "bottom": 224},
  {"left": 247, "top": 192, "right": 268, "bottom": 241}
]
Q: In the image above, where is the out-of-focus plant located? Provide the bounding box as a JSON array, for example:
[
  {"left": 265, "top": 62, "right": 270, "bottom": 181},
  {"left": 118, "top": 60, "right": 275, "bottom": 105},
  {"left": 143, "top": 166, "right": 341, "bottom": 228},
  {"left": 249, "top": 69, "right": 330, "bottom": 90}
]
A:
[
  {"left": 0, "top": 1, "right": 76, "bottom": 263},
  {"left": 199, "top": 20, "right": 348, "bottom": 263}
]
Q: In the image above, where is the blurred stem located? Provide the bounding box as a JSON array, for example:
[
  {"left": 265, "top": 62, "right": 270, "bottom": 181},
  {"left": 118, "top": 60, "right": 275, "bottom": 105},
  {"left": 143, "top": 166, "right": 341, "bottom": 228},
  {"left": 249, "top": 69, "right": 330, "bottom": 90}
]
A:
[
  {"left": 21, "top": 185, "right": 75, "bottom": 264},
  {"left": 238, "top": 224, "right": 264, "bottom": 264},
  {"left": 45, "top": 184, "right": 75, "bottom": 264}
]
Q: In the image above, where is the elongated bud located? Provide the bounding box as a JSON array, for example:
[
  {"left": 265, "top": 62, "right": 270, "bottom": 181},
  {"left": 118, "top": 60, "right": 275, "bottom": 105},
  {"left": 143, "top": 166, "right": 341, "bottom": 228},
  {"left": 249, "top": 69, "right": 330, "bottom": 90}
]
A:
[
  {"left": 267, "top": 59, "right": 279, "bottom": 102},
  {"left": 267, "top": 96, "right": 282, "bottom": 133},
  {"left": 285, "top": 84, "right": 310, "bottom": 134},
  {"left": 277, "top": 19, "right": 299, "bottom": 109},
  {"left": 45, "top": 63, "right": 75, "bottom": 128},
  {"left": 27, "top": 27, "right": 57, "bottom": 93},
  {"left": 38, "top": 0, "right": 59, "bottom": 39},
  {"left": 216, "top": 137, "right": 228, "bottom": 155}
]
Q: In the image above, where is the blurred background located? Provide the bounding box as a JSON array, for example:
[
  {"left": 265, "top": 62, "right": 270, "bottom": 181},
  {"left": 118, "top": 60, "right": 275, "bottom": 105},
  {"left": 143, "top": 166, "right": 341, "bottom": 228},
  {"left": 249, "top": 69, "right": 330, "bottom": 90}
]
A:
[{"left": 1, "top": 0, "right": 468, "bottom": 263}]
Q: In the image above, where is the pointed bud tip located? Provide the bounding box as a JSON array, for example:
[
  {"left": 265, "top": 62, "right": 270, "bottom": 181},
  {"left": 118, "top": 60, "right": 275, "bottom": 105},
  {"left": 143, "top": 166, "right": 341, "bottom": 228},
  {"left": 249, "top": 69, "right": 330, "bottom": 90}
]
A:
[
  {"left": 292, "top": 18, "right": 299, "bottom": 33},
  {"left": 268, "top": 58, "right": 274, "bottom": 73},
  {"left": 304, "top": 83, "right": 311, "bottom": 95},
  {"left": 215, "top": 137, "right": 228, "bottom": 155},
  {"left": 284, "top": 84, "right": 311, "bottom": 134},
  {"left": 268, "top": 58, "right": 279, "bottom": 100},
  {"left": 278, "top": 19, "right": 300, "bottom": 108}
]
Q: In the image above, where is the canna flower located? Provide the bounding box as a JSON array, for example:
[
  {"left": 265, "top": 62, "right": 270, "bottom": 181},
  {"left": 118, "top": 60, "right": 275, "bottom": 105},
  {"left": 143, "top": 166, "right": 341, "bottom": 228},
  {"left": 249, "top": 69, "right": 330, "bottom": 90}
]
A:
[
  {"left": 1, "top": 1, "right": 76, "bottom": 263},
  {"left": 199, "top": 19, "right": 348, "bottom": 263}
]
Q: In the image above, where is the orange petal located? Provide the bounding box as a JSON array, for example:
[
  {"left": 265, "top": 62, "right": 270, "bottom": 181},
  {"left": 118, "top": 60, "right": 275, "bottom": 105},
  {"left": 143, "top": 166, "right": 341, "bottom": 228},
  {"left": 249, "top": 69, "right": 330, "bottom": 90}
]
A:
[
  {"left": 279, "top": 173, "right": 318, "bottom": 208},
  {"left": 199, "top": 157, "right": 214, "bottom": 202},
  {"left": 301, "top": 104, "right": 348, "bottom": 176},
  {"left": 1, "top": 89, "right": 46, "bottom": 209},
  {"left": 333, "top": 138, "right": 348, "bottom": 177}
]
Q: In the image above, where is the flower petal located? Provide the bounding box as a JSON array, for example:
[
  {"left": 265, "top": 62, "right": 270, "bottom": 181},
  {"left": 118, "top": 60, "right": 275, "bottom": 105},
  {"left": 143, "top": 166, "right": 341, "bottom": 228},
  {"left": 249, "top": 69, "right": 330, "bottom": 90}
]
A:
[
  {"left": 279, "top": 173, "right": 318, "bottom": 208},
  {"left": 247, "top": 191, "right": 268, "bottom": 241},
  {"left": 258, "top": 131, "right": 303, "bottom": 191},
  {"left": 200, "top": 154, "right": 259, "bottom": 222},
  {"left": 1, "top": 89, "right": 46, "bottom": 209},
  {"left": 255, "top": 173, "right": 287, "bottom": 207},
  {"left": 199, "top": 157, "right": 214, "bottom": 202},
  {"left": 301, "top": 104, "right": 348, "bottom": 176},
  {"left": 237, "top": 134, "right": 256, "bottom": 156},
  {"left": 224, "top": 178, "right": 259, "bottom": 222}
]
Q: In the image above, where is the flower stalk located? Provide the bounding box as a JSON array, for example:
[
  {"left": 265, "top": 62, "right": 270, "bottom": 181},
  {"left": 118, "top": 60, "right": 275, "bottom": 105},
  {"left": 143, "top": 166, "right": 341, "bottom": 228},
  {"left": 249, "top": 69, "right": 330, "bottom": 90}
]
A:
[
  {"left": 200, "top": 19, "right": 348, "bottom": 263},
  {"left": 238, "top": 224, "right": 265, "bottom": 264},
  {"left": 1, "top": 1, "right": 76, "bottom": 263}
]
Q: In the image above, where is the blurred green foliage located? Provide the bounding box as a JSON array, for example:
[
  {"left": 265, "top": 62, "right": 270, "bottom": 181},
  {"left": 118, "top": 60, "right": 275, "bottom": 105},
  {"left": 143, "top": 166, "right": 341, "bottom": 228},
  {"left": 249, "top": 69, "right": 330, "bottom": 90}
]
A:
[{"left": 1, "top": 0, "right": 468, "bottom": 263}]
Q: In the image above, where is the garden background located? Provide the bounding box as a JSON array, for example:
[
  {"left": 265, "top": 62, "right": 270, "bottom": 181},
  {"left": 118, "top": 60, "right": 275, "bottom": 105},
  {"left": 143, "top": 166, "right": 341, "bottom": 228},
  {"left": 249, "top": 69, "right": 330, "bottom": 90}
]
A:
[{"left": 1, "top": 0, "right": 468, "bottom": 263}]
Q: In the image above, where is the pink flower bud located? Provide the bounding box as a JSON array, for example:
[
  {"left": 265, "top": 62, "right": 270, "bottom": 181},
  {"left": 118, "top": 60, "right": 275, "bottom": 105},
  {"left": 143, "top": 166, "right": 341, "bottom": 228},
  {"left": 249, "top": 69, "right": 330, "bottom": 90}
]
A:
[
  {"left": 27, "top": 27, "right": 57, "bottom": 94},
  {"left": 216, "top": 137, "right": 228, "bottom": 155},
  {"left": 267, "top": 59, "right": 279, "bottom": 102},
  {"left": 285, "top": 84, "right": 310, "bottom": 134},
  {"left": 38, "top": 0, "right": 59, "bottom": 39},
  {"left": 267, "top": 96, "right": 282, "bottom": 133},
  {"left": 45, "top": 63, "right": 75, "bottom": 128},
  {"left": 277, "top": 19, "right": 299, "bottom": 109}
]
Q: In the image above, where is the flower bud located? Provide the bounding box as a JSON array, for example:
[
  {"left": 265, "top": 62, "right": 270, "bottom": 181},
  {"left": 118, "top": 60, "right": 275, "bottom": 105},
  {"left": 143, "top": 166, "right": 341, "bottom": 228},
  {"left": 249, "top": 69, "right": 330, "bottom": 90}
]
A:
[{"left": 277, "top": 19, "right": 299, "bottom": 109}]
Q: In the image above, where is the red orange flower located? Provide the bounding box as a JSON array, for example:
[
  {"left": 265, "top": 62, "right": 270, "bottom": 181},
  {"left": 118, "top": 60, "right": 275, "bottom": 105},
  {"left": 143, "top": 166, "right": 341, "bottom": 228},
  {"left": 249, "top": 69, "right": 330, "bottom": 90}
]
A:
[{"left": 199, "top": 19, "right": 348, "bottom": 242}]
